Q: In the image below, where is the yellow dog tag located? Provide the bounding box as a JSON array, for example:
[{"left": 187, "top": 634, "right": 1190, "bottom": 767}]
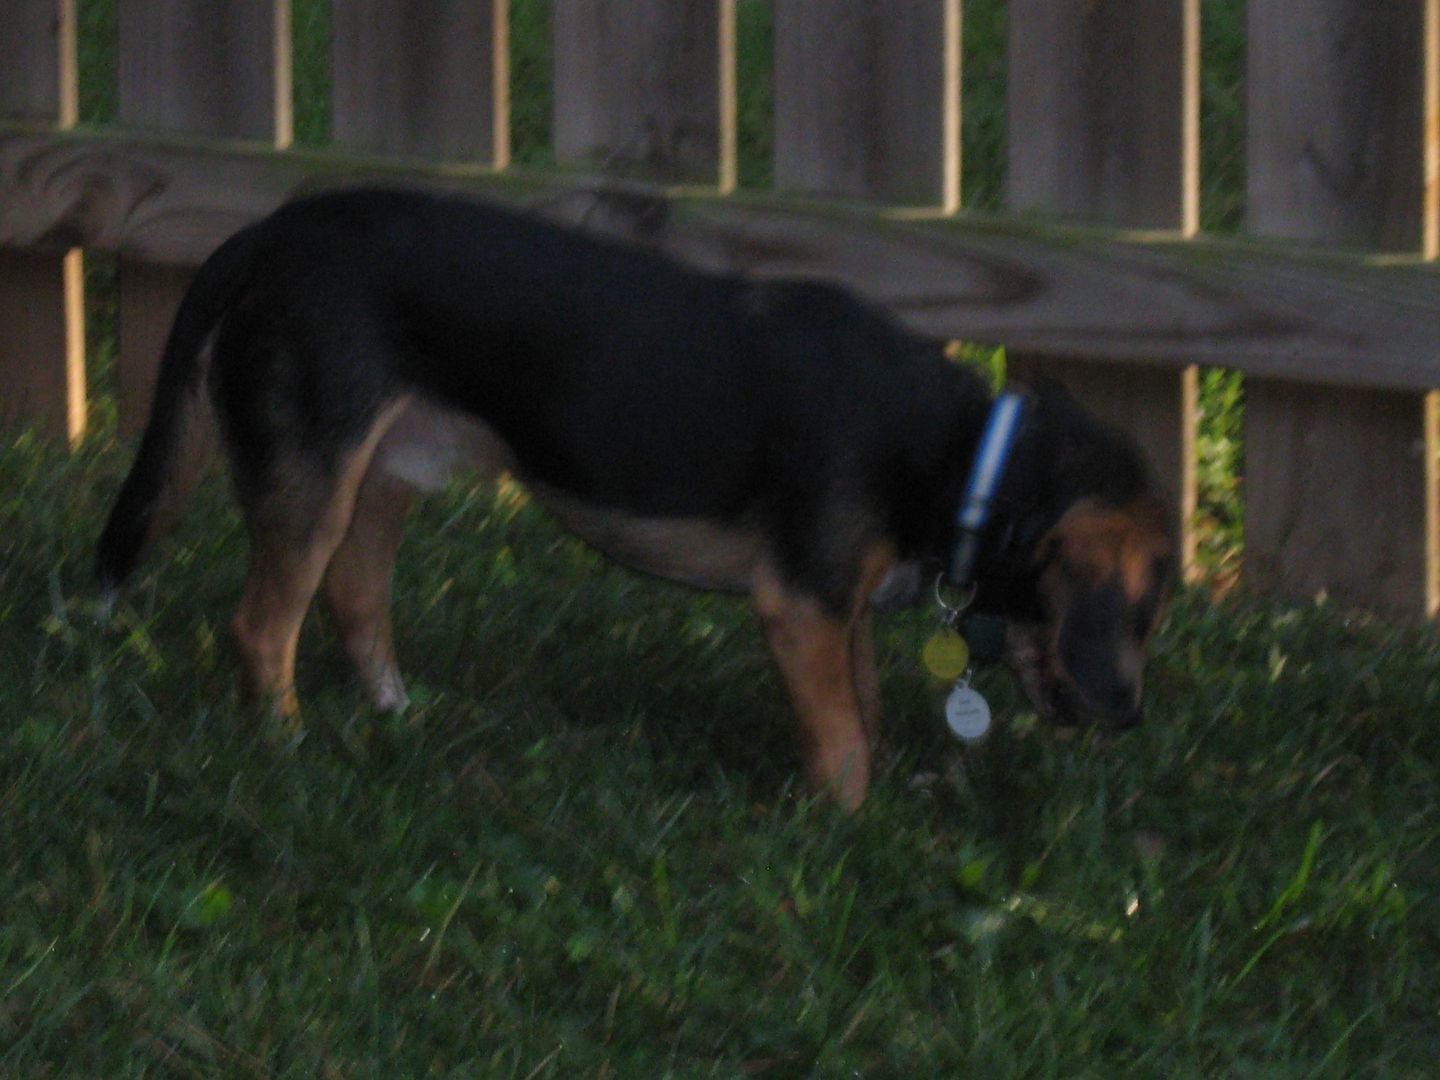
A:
[{"left": 922, "top": 629, "right": 971, "bottom": 680}]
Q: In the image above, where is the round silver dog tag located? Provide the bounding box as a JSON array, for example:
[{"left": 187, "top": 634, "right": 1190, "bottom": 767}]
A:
[{"left": 945, "top": 681, "right": 991, "bottom": 741}]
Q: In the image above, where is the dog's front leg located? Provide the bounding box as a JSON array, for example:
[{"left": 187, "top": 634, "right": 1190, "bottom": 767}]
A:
[
  {"left": 755, "top": 577, "right": 871, "bottom": 810},
  {"left": 754, "top": 545, "right": 895, "bottom": 810},
  {"left": 850, "top": 605, "right": 883, "bottom": 754}
]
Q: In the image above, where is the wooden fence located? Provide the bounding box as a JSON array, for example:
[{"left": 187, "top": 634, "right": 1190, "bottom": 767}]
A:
[{"left": 2, "top": 0, "right": 1438, "bottom": 620}]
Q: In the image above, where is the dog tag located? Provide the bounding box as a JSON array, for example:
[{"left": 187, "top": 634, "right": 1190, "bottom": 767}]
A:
[
  {"left": 945, "top": 679, "right": 991, "bottom": 741},
  {"left": 922, "top": 629, "right": 971, "bottom": 681}
]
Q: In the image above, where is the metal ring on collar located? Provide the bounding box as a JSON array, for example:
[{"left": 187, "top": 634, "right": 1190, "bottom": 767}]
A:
[{"left": 934, "top": 573, "right": 977, "bottom": 626}]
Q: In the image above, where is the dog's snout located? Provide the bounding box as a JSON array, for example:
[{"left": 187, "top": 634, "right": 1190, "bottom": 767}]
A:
[
  {"left": 1107, "top": 701, "right": 1143, "bottom": 731},
  {"left": 1083, "top": 681, "right": 1145, "bottom": 731}
]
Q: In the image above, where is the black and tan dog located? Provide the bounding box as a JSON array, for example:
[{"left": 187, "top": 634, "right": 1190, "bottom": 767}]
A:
[{"left": 97, "top": 188, "right": 1174, "bottom": 809}]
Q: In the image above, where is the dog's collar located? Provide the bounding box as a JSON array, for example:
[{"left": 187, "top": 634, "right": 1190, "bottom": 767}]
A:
[{"left": 947, "top": 392, "right": 1026, "bottom": 588}]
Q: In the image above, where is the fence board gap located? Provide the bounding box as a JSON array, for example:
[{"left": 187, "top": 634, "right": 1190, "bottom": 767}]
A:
[
  {"left": 960, "top": 0, "right": 1006, "bottom": 212},
  {"left": 291, "top": 0, "right": 331, "bottom": 147}
]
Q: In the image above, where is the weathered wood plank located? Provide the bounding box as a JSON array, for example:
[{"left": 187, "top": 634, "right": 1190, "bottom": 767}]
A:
[
  {"left": 1249, "top": 0, "right": 1431, "bottom": 251},
  {"left": 1246, "top": 0, "right": 1438, "bottom": 616},
  {"left": 772, "top": 0, "right": 959, "bottom": 209},
  {"left": 115, "top": 0, "right": 290, "bottom": 435},
  {"left": 331, "top": 0, "right": 508, "bottom": 165},
  {"left": 1008, "top": 0, "right": 1197, "bottom": 232},
  {"left": 552, "top": 0, "right": 734, "bottom": 187},
  {"left": 0, "top": 249, "right": 83, "bottom": 441},
  {"left": 0, "top": 130, "right": 329, "bottom": 262},
  {"left": 1245, "top": 383, "right": 1437, "bottom": 616},
  {"left": 0, "top": 0, "right": 77, "bottom": 125},
  {"left": 0, "top": 1, "right": 82, "bottom": 442},
  {"left": 117, "top": 0, "right": 292, "bottom": 142},
  {"left": 115, "top": 264, "right": 190, "bottom": 440},
  {"left": 4, "top": 127, "right": 1440, "bottom": 395}
]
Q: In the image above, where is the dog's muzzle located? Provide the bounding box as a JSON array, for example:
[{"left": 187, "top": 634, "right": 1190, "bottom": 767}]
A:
[{"left": 1005, "top": 621, "right": 1143, "bottom": 731}]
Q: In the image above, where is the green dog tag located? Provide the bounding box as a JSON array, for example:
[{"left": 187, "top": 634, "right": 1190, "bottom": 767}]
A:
[{"left": 922, "top": 629, "right": 971, "bottom": 680}]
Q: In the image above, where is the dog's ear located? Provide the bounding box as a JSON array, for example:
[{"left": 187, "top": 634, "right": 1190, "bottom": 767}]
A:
[{"left": 1033, "top": 498, "right": 1171, "bottom": 726}]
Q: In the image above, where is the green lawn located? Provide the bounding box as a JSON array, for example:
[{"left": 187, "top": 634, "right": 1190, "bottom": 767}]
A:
[
  {"left": 6, "top": 1, "right": 1438, "bottom": 1076},
  {"left": 3, "top": 429, "right": 1439, "bottom": 1076}
]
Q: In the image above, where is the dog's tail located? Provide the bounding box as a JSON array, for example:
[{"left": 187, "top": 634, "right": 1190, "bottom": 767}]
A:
[{"left": 95, "top": 224, "right": 262, "bottom": 604}]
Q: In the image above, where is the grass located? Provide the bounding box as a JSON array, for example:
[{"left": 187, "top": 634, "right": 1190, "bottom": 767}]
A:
[
  {"left": 3, "top": 428, "right": 1440, "bottom": 1076},
  {"left": 7, "top": 0, "right": 1439, "bottom": 1075}
]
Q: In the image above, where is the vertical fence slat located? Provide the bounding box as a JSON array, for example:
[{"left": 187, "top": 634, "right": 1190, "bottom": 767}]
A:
[
  {"left": 1005, "top": 0, "right": 1199, "bottom": 571},
  {"left": 0, "top": 0, "right": 84, "bottom": 443},
  {"left": 115, "top": 1, "right": 291, "bottom": 435},
  {"left": 0, "top": 0, "right": 77, "bottom": 125},
  {"left": 332, "top": 0, "right": 508, "bottom": 165},
  {"left": 0, "top": 250, "right": 85, "bottom": 443},
  {"left": 1008, "top": 0, "right": 1197, "bottom": 232},
  {"left": 117, "top": 2, "right": 291, "bottom": 142},
  {"left": 1245, "top": 383, "right": 1437, "bottom": 615},
  {"left": 771, "top": 0, "right": 959, "bottom": 209},
  {"left": 1249, "top": 0, "right": 1428, "bottom": 250},
  {"left": 552, "top": 0, "right": 734, "bottom": 188},
  {"left": 1246, "top": 0, "right": 1438, "bottom": 616}
]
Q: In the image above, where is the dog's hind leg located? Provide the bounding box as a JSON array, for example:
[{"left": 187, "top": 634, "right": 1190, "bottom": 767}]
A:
[
  {"left": 228, "top": 406, "right": 403, "bottom": 720},
  {"left": 322, "top": 466, "right": 416, "bottom": 712}
]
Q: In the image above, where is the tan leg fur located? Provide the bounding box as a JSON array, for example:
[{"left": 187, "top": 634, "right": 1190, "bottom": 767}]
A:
[
  {"left": 323, "top": 466, "right": 416, "bottom": 712},
  {"left": 753, "top": 542, "right": 894, "bottom": 810},
  {"left": 228, "top": 405, "right": 405, "bottom": 720}
]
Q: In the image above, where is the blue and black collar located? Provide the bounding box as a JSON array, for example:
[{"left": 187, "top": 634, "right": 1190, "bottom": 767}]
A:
[{"left": 947, "top": 392, "right": 1026, "bottom": 588}]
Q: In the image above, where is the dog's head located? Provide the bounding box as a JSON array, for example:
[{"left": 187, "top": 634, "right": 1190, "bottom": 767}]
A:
[
  {"left": 972, "top": 380, "right": 1176, "bottom": 730},
  {"left": 1005, "top": 495, "right": 1174, "bottom": 729}
]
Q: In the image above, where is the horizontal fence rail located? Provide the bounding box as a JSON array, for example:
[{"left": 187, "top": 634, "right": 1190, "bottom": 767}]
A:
[{"left": 1, "top": 0, "right": 1437, "bottom": 620}]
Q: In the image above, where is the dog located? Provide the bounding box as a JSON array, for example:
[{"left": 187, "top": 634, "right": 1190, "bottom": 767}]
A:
[{"left": 97, "top": 187, "right": 1175, "bottom": 809}]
